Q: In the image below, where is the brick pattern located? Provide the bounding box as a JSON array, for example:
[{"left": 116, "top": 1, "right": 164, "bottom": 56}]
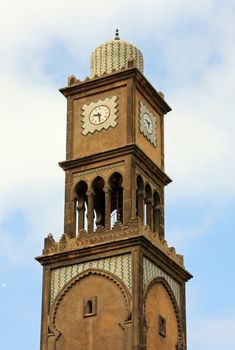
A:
[
  {"left": 50, "top": 254, "right": 132, "bottom": 304},
  {"left": 143, "top": 257, "right": 180, "bottom": 307}
]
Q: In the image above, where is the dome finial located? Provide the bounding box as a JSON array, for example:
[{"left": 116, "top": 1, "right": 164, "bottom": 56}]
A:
[{"left": 115, "top": 28, "right": 120, "bottom": 40}]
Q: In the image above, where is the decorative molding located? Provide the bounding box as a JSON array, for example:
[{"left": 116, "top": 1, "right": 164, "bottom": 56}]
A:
[
  {"left": 73, "top": 161, "right": 124, "bottom": 179},
  {"left": 50, "top": 254, "right": 132, "bottom": 304},
  {"left": 49, "top": 269, "right": 132, "bottom": 342},
  {"left": 81, "top": 96, "right": 119, "bottom": 135},
  {"left": 59, "top": 144, "right": 172, "bottom": 186},
  {"left": 143, "top": 257, "right": 180, "bottom": 307},
  {"left": 60, "top": 69, "right": 171, "bottom": 117}
]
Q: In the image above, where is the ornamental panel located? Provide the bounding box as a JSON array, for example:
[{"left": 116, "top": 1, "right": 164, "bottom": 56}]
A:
[
  {"left": 81, "top": 96, "right": 119, "bottom": 135},
  {"left": 50, "top": 254, "right": 132, "bottom": 304},
  {"left": 143, "top": 257, "right": 180, "bottom": 307}
]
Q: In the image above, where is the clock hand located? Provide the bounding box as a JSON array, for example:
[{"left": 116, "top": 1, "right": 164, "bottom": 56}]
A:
[{"left": 93, "top": 112, "right": 101, "bottom": 122}]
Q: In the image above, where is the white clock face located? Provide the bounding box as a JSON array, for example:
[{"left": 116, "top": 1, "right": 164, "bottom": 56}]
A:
[
  {"left": 81, "top": 96, "right": 119, "bottom": 135},
  {"left": 143, "top": 113, "right": 153, "bottom": 134},
  {"left": 139, "top": 101, "right": 157, "bottom": 147},
  {"left": 89, "top": 105, "right": 110, "bottom": 125}
]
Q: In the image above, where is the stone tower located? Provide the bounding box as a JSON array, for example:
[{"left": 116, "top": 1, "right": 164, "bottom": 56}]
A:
[{"left": 36, "top": 30, "right": 192, "bottom": 350}]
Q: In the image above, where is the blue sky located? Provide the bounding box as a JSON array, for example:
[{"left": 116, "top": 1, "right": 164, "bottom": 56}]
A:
[{"left": 0, "top": 1, "right": 235, "bottom": 349}]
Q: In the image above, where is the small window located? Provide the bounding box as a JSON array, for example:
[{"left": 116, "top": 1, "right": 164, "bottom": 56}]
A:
[
  {"left": 159, "top": 315, "right": 166, "bottom": 337},
  {"left": 83, "top": 296, "right": 97, "bottom": 317},
  {"left": 87, "top": 300, "right": 93, "bottom": 314}
]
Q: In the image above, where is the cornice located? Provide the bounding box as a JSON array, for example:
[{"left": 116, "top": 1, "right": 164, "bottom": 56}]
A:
[
  {"left": 59, "top": 144, "right": 172, "bottom": 186},
  {"left": 35, "top": 218, "right": 192, "bottom": 282},
  {"left": 59, "top": 68, "right": 171, "bottom": 115}
]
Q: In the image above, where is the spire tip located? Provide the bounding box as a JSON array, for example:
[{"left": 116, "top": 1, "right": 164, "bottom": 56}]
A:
[{"left": 115, "top": 28, "right": 120, "bottom": 40}]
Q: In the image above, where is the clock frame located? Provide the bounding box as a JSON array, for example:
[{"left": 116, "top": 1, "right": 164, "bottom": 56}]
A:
[{"left": 139, "top": 101, "right": 157, "bottom": 147}]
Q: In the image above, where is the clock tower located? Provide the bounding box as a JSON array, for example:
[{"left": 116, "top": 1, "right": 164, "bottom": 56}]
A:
[{"left": 36, "top": 30, "right": 192, "bottom": 350}]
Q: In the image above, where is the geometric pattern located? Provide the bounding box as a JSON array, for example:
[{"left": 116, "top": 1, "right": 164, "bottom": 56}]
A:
[
  {"left": 81, "top": 96, "right": 119, "bottom": 135},
  {"left": 90, "top": 39, "right": 143, "bottom": 78},
  {"left": 73, "top": 161, "right": 124, "bottom": 179},
  {"left": 50, "top": 254, "right": 132, "bottom": 304},
  {"left": 143, "top": 257, "right": 180, "bottom": 307}
]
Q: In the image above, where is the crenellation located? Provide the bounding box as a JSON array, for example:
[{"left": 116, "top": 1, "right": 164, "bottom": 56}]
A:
[{"left": 42, "top": 217, "right": 183, "bottom": 267}]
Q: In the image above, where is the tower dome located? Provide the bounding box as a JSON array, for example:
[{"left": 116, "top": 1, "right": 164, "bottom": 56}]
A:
[{"left": 90, "top": 30, "right": 144, "bottom": 78}]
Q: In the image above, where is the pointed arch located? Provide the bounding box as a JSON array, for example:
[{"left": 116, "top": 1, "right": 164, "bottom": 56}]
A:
[
  {"left": 49, "top": 269, "right": 132, "bottom": 344},
  {"left": 92, "top": 176, "right": 105, "bottom": 227}
]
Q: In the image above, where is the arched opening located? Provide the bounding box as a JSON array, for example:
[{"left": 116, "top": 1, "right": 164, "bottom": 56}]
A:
[
  {"left": 136, "top": 175, "right": 144, "bottom": 222},
  {"left": 92, "top": 176, "right": 105, "bottom": 227},
  {"left": 109, "top": 172, "right": 123, "bottom": 226},
  {"left": 51, "top": 270, "right": 131, "bottom": 350},
  {"left": 75, "top": 181, "right": 88, "bottom": 234},
  {"left": 145, "top": 184, "right": 153, "bottom": 229},
  {"left": 153, "top": 191, "right": 161, "bottom": 236}
]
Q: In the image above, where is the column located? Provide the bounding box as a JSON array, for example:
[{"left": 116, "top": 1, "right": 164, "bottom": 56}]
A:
[
  {"left": 146, "top": 198, "right": 153, "bottom": 230},
  {"left": 77, "top": 200, "right": 85, "bottom": 232},
  {"left": 137, "top": 190, "right": 144, "bottom": 223},
  {"left": 87, "top": 190, "right": 94, "bottom": 233},
  {"left": 104, "top": 186, "right": 111, "bottom": 230}
]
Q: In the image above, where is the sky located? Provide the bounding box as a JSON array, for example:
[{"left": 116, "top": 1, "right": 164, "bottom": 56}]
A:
[{"left": 0, "top": 0, "right": 235, "bottom": 349}]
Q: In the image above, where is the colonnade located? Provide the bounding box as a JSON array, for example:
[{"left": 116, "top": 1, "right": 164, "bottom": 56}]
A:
[{"left": 74, "top": 173, "right": 162, "bottom": 238}]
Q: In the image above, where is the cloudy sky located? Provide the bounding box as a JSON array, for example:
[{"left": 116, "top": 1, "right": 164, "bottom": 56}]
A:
[{"left": 0, "top": 0, "right": 235, "bottom": 349}]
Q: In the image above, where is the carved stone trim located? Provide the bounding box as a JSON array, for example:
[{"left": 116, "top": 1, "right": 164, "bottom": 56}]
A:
[
  {"left": 144, "top": 277, "right": 183, "bottom": 350},
  {"left": 49, "top": 269, "right": 132, "bottom": 341},
  {"left": 41, "top": 218, "right": 184, "bottom": 267},
  {"left": 73, "top": 161, "right": 124, "bottom": 178},
  {"left": 60, "top": 68, "right": 171, "bottom": 115}
]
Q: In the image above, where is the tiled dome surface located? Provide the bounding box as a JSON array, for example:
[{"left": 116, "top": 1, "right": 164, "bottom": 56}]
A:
[{"left": 90, "top": 35, "right": 143, "bottom": 78}]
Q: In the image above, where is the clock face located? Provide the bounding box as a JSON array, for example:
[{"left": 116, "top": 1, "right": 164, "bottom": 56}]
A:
[
  {"left": 139, "top": 101, "right": 157, "bottom": 147},
  {"left": 143, "top": 113, "right": 153, "bottom": 134},
  {"left": 89, "top": 105, "right": 110, "bottom": 125},
  {"left": 81, "top": 96, "right": 119, "bottom": 135}
]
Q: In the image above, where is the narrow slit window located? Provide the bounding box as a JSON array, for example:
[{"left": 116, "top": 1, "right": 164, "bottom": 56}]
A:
[{"left": 159, "top": 315, "right": 166, "bottom": 337}]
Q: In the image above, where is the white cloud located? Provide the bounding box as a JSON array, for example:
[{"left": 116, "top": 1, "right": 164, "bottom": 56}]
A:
[{"left": 0, "top": 185, "right": 64, "bottom": 266}]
